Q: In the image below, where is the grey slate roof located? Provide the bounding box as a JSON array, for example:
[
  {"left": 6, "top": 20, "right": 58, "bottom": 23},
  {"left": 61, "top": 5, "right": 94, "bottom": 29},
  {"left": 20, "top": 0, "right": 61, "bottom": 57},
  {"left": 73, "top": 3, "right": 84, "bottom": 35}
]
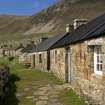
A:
[
  {"left": 50, "top": 13, "right": 105, "bottom": 49},
  {"left": 21, "top": 44, "right": 35, "bottom": 53},
  {"left": 31, "top": 33, "right": 69, "bottom": 53}
]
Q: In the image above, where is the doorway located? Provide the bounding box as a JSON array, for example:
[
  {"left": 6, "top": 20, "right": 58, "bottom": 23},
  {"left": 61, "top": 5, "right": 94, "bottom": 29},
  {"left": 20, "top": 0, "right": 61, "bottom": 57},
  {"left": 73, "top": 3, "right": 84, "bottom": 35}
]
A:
[
  {"left": 65, "top": 47, "right": 72, "bottom": 84},
  {"left": 47, "top": 51, "right": 50, "bottom": 71},
  {"left": 32, "top": 54, "right": 35, "bottom": 68}
]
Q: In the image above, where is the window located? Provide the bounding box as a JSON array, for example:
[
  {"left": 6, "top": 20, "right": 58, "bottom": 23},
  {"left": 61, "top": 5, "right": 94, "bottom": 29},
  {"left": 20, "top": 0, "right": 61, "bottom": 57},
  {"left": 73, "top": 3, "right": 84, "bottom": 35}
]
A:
[
  {"left": 94, "top": 46, "right": 103, "bottom": 75},
  {"left": 55, "top": 50, "right": 57, "bottom": 55},
  {"left": 55, "top": 50, "right": 57, "bottom": 63},
  {"left": 39, "top": 54, "right": 42, "bottom": 63}
]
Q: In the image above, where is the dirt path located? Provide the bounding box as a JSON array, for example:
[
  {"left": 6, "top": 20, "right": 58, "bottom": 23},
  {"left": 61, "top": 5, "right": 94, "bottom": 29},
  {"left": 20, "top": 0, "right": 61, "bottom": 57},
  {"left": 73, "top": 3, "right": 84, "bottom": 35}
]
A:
[
  {"left": 23, "top": 84, "right": 70, "bottom": 105},
  {"left": 34, "top": 84, "right": 70, "bottom": 105}
]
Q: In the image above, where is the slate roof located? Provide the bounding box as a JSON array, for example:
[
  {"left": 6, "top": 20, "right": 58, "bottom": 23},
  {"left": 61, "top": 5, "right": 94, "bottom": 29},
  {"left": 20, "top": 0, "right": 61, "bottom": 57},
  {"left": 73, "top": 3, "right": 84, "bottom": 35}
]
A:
[
  {"left": 21, "top": 44, "right": 35, "bottom": 53},
  {"left": 50, "top": 13, "right": 105, "bottom": 49},
  {"left": 31, "top": 33, "right": 69, "bottom": 53}
]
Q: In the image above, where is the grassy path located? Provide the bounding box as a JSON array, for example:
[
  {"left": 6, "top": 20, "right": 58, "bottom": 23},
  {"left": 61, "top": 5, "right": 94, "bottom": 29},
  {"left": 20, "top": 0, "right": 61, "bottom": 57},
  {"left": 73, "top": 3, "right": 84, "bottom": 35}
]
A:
[{"left": 0, "top": 57, "right": 87, "bottom": 105}]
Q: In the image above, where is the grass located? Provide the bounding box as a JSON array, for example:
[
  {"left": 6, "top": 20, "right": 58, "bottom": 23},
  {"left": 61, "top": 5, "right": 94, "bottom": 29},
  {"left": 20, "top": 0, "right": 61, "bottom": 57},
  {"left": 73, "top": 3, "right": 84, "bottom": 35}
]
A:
[
  {"left": 58, "top": 89, "right": 87, "bottom": 105},
  {"left": 0, "top": 57, "right": 62, "bottom": 105},
  {"left": 0, "top": 57, "right": 88, "bottom": 105}
]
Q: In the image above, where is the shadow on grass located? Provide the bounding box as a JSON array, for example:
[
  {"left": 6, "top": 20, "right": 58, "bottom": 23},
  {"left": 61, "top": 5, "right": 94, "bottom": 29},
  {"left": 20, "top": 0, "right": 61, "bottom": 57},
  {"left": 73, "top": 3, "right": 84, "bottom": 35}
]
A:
[{"left": 1, "top": 74, "right": 20, "bottom": 105}]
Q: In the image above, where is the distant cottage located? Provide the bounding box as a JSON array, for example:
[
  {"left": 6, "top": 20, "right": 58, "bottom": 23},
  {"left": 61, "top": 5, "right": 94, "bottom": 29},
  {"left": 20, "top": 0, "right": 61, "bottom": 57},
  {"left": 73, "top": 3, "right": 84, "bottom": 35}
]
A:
[{"left": 19, "top": 42, "right": 35, "bottom": 66}]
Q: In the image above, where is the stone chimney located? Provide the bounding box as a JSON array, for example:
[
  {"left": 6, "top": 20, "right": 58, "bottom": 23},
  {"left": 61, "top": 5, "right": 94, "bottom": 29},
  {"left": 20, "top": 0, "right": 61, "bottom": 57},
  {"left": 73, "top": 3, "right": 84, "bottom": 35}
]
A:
[
  {"left": 73, "top": 19, "right": 88, "bottom": 29},
  {"left": 40, "top": 37, "right": 48, "bottom": 42},
  {"left": 66, "top": 24, "right": 71, "bottom": 33}
]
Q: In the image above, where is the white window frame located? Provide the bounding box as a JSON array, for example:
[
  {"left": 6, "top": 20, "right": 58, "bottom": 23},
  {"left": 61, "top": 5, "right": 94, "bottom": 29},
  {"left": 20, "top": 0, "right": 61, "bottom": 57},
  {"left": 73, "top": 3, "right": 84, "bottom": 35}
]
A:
[{"left": 94, "top": 46, "right": 103, "bottom": 75}]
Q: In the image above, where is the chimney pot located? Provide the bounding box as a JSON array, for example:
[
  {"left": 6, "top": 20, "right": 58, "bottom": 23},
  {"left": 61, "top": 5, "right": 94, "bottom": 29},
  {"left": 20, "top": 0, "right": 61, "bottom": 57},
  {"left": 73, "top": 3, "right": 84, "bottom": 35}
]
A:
[
  {"left": 66, "top": 24, "right": 70, "bottom": 33},
  {"left": 73, "top": 19, "right": 88, "bottom": 29},
  {"left": 40, "top": 37, "right": 48, "bottom": 42}
]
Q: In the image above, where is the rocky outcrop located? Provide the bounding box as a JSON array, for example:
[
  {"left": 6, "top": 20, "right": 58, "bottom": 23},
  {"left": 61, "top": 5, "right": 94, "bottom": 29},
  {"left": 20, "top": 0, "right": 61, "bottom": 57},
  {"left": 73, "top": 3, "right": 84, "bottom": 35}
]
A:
[{"left": 0, "top": 64, "right": 10, "bottom": 98}]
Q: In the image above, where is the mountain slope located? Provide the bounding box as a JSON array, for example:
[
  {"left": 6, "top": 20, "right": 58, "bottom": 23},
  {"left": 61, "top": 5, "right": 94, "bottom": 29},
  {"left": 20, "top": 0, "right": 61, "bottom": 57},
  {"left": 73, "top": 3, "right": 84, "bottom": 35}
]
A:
[
  {"left": 0, "top": 16, "right": 31, "bottom": 34},
  {"left": 26, "top": 0, "right": 105, "bottom": 35},
  {"left": 0, "top": 0, "right": 105, "bottom": 41}
]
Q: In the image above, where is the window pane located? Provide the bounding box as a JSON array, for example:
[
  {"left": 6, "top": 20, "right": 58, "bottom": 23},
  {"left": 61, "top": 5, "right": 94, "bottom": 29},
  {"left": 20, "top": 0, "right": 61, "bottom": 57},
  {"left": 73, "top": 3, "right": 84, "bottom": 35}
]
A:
[
  {"left": 94, "top": 46, "right": 103, "bottom": 73},
  {"left": 97, "top": 56, "right": 99, "bottom": 62},
  {"left": 100, "top": 64, "right": 102, "bottom": 71},
  {"left": 97, "top": 64, "right": 99, "bottom": 71},
  {"left": 100, "top": 55, "right": 103, "bottom": 63}
]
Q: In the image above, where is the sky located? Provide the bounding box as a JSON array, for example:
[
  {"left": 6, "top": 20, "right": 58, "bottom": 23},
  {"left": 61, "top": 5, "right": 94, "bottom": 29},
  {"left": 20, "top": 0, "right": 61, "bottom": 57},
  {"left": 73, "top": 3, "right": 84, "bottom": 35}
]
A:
[{"left": 0, "top": 0, "right": 58, "bottom": 16}]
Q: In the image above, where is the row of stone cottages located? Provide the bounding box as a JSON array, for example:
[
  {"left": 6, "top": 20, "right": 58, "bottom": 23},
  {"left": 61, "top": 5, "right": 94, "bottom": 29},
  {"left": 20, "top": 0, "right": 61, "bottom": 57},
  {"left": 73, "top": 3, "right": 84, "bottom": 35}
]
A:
[{"left": 19, "top": 13, "right": 105, "bottom": 104}]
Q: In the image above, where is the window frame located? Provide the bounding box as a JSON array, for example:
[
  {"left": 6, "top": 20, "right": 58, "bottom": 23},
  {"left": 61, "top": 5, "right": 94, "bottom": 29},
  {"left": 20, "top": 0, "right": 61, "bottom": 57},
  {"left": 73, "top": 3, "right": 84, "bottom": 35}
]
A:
[{"left": 94, "top": 46, "right": 103, "bottom": 75}]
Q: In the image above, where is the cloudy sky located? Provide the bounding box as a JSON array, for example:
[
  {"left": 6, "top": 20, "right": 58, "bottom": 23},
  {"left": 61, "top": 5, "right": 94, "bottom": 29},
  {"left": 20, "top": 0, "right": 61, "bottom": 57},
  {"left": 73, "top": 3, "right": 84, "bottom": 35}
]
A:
[{"left": 0, "top": 0, "right": 58, "bottom": 16}]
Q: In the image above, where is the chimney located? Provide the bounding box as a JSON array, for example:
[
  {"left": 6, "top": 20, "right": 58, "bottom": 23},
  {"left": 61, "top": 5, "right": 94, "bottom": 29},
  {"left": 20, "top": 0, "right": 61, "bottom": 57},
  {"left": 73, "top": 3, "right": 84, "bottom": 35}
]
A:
[
  {"left": 73, "top": 19, "right": 88, "bottom": 29},
  {"left": 40, "top": 37, "right": 48, "bottom": 42},
  {"left": 66, "top": 24, "right": 70, "bottom": 33}
]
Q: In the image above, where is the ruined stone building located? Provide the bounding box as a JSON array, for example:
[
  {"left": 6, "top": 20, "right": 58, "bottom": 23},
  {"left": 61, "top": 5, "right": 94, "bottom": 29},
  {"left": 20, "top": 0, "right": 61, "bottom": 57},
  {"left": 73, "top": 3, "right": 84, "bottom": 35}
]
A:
[{"left": 19, "top": 42, "right": 35, "bottom": 65}]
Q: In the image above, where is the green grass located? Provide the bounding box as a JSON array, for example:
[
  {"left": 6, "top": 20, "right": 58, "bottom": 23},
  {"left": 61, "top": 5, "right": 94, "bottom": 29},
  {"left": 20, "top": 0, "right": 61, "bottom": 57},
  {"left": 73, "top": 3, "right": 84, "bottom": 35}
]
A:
[
  {"left": 58, "top": 89, "right": 87, "bottom": 105},
  {"left": 0, "top": 57, "right": 87, "bottom": 105},
  {"left": 0, "top": 57, "right": 62, "bottom": 105}
]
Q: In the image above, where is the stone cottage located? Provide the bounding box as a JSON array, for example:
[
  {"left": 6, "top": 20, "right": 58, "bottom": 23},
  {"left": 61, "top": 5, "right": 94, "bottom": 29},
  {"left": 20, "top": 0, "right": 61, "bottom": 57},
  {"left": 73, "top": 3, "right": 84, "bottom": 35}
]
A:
[
  {"left": 49, "top": 13, "right": 105, "bottom": 104},
  {"left": 19, "top": 42, "right": 35, "bottom": 65},
  {"left": 30, "top": 35, "right": 70, "bottom": 72},
  {"left": 25, "top": 12, "right": 105, "bottom": 104}
]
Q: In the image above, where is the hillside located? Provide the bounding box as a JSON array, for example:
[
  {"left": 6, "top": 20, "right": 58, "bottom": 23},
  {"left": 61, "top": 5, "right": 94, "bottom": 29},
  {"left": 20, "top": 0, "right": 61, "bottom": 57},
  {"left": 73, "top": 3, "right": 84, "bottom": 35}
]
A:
[
  {"left": 0, "top": 0, "right": 105, "bottom": 41},
  {"left": 28, "top": 0, "right": 105, "bottom": 35}
]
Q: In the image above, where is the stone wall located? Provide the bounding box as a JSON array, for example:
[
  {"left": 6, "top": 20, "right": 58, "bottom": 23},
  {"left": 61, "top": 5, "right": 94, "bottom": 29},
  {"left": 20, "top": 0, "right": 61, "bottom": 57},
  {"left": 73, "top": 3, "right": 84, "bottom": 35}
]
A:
[
  {"left": 69, "top": 36, "right": 105, "bottom": 105},
  {"left": 27, "top": 35, "right": 105, "bottom": 104},
  {"left": 19, "top": 53, "right": 27, "bottom": 64},
  {"left": 33, "top": 52, "right": 48, "bottom": 72},
  {"left": 15, "top": 49, "right": 23, "bottom": 56},
  {"left": 50, "top": 36, "right": 105, "bottom": 104},
  {"left": 50, "top": 48, "right": 66, "bottom": 82}
]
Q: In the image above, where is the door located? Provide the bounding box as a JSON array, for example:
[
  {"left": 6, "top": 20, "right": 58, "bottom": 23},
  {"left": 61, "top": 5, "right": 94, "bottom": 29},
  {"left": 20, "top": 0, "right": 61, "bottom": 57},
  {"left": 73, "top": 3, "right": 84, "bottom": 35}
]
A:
[
  {"left": 47, "top": 51, "right": 50, "bottom": 71},
  {"left": 65, "top": 47, "right": 72, "bottom": 84},
  {"left": 32, "top": 54, "right": 35, "bottom": 68}
]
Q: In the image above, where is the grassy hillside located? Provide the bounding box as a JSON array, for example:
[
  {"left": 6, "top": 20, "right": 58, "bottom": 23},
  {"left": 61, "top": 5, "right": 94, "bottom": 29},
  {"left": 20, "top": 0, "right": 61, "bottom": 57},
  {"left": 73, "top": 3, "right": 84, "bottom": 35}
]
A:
[{"left": 0, "top": 0, "right": 105, "bottom": 42}]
